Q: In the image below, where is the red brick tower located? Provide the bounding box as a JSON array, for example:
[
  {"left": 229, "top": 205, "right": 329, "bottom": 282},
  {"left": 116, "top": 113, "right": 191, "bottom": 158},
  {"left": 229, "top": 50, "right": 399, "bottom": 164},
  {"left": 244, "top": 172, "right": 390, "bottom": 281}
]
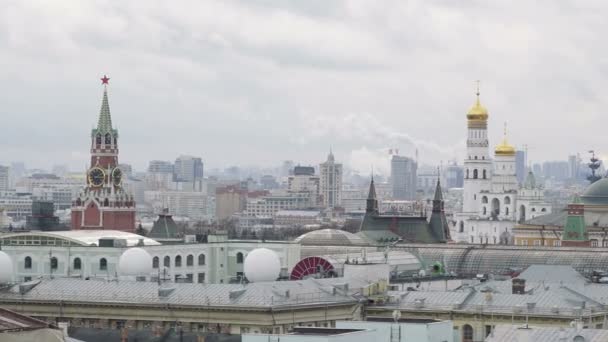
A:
[{"left": 71, "top": 76, "right": 136, "bottom": 232}]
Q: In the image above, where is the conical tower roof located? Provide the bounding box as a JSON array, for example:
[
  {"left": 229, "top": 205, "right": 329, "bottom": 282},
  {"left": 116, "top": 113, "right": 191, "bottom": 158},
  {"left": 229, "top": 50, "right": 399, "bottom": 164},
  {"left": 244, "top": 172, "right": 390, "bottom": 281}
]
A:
[
  {"left": 433, "top": 178, "right": 443, "bottom": 201},
  {"left": 367, "top": 176, "right": 377, "bottom": 200},
  {"left": 97, "top": 86, "right": 113, "bottom": 133}
]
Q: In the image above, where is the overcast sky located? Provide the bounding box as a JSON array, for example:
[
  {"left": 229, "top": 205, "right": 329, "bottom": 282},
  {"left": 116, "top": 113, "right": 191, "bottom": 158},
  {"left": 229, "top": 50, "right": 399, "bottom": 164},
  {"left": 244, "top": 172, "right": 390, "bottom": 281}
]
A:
[{"left": 1, "top": 0, "right": 607, "bottom": 175}]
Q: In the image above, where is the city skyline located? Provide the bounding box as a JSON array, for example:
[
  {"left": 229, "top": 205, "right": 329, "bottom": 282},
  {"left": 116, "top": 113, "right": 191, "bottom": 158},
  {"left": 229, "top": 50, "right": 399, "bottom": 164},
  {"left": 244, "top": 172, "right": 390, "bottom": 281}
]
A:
[{"left": 2, "top": 1, "right": 607, "bottom": 174}]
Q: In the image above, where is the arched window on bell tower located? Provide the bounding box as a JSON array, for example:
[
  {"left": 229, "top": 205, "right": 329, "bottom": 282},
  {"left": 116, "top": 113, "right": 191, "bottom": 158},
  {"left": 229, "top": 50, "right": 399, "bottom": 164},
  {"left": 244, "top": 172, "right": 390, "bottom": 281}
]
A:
[
  {"left": 104, "top": 133, "right": 112, "bottom": 145},
  {"left": 96, "top": 134, "right": 102, "bottom": 145}
]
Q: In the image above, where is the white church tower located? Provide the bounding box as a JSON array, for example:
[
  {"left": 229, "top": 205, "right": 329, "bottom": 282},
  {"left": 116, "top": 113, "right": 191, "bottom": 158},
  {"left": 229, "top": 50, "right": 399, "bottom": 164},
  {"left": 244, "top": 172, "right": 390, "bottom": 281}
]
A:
[{"left": 462, "top": 84, "right": 492, "bottom": 215}]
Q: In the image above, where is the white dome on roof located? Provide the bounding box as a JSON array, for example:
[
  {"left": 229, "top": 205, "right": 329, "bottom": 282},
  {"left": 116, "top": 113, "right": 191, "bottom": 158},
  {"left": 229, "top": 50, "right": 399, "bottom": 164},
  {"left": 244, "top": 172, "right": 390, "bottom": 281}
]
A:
[
  {"left": 244, "top": 248, "right": 281, "bottom": 283},
  {"left": 294, "top": 229, "right": 367, "bottom": 246},
  {"left": 0, "top": 251, "right": 14, "bottom": 283},
  {"left": 118, "top": 248, "right": 153, "bottom": 276}
]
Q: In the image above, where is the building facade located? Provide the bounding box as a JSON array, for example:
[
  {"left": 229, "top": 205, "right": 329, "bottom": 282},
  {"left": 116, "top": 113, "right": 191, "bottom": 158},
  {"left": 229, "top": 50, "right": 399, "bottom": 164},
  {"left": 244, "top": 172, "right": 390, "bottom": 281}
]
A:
[
  {"left": 452, "top": 90, "right": 551, "bottom": 244},
  {"left": 71, "top": 77, "right": 136, "bottom": 232}
]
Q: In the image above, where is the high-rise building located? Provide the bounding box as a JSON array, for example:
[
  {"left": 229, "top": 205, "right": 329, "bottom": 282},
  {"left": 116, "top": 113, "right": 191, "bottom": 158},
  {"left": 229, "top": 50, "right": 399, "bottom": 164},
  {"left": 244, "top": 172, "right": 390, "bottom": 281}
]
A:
[
  {"left": 288, "top": 166, "right": 321, "bottom": 207},
  {"left": 71, "top": 76, "right": 136, "bottom": 232},
  {"left": 319, "top": 150, "right": 343, "bottom": 209},
  {"left": 0, "top": 166, "right": 9, "bottom": 191},
  {"left": 542, "top": 161, "right": 569, "bottom": 181},
  {"left": 515, "top": 150, "right": 526, "bottom": 184},
  {"left": 391, "top": 155, "right": 417, "bottom": 200},
  {"left": 568, "top": 154, "right": 581, "bottom": 180},
  {"left": 215, "top": 185, "right": 248, "bottom": 221},
  {"left": 445, "top": 163, "right": 464, "bottom": 189},
  {"left": 148, "top": 160, "right": 174, "bottom": 174},
  {"left": 174, "top": 156, "right": 204, "bottom": 191}
]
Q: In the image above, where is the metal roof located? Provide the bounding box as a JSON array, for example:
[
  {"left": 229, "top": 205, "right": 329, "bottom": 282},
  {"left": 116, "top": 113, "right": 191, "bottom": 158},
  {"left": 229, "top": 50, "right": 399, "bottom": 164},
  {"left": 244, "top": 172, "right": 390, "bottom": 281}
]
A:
[
  {"left": 486, "top": 325, "right": 608, "bottom": 342},
  {"left": 0, "top": 230, "right": 160, "bottom": 247},
  {"left": 0, "top": 277, "right": 366, "bottom": 309}
]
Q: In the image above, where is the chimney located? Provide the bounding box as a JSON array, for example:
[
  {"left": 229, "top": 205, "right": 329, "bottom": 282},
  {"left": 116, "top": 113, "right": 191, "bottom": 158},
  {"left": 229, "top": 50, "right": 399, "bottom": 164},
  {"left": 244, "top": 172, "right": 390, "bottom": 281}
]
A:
[{"left": 512, "top": 278, "right": 526, "bottom": 294}]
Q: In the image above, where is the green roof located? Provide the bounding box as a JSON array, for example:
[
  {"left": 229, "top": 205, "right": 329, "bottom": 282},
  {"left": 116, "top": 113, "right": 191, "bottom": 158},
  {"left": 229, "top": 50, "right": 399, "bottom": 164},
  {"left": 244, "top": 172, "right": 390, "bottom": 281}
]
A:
[{"left": 581, "top": 178, "right": 608, "bottom": 205}]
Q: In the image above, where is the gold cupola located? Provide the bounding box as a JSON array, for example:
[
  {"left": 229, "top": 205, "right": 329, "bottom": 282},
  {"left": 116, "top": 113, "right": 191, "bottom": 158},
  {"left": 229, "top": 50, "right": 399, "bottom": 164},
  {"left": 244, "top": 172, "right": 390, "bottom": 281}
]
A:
[
  {"left": 467, "top": 81, "right": 488, "bottom": 121},
  {"left": 495, "top": 123, "right": 515, "bottom": 156}
]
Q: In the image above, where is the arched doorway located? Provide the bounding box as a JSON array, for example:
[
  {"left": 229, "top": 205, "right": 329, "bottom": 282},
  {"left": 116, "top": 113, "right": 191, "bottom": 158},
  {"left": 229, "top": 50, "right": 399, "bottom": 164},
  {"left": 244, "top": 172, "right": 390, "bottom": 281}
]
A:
[
  {"left": 491, "top": 198, "right": 500, "bottom": 218},
  {"left": 463, "top": 324, "right": 474, "bottom": 342}
]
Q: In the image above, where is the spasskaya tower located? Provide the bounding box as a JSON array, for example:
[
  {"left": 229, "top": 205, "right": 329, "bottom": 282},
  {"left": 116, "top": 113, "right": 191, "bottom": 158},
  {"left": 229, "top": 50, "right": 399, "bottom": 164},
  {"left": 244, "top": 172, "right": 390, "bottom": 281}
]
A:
[{"left": 71, "top": 76, "right": 136, "bottom": 232}]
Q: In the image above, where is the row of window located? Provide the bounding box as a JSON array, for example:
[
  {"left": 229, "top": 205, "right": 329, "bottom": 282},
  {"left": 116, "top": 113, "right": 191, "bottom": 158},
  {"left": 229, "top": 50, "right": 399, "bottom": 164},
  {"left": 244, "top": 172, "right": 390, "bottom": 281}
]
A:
[
  {"left": 23, "top": 252, "right": 248, "bottom": 273},
  {"left": 24, "top": 256, "right": 105, "bottom": 271},
  {"left": 151, "top": 252, "right": 245, "bottom": 269},
  {"left": 465, "top": 169, "right": 487, "bottom": 179}
]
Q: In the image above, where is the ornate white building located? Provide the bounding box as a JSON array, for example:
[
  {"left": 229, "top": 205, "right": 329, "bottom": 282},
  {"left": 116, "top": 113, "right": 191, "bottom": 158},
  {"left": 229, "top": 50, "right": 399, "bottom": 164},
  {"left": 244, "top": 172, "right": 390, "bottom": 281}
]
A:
[{"left": 452, "top": 89, "right": 551, "bottom": 244}]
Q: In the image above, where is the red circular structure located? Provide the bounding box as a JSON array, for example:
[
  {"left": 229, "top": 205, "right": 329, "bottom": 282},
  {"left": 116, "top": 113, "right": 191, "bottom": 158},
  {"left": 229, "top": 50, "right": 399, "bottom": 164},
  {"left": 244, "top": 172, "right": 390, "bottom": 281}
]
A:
[{"left": 290, "top": 256, "right": 335, "bottom": 280}]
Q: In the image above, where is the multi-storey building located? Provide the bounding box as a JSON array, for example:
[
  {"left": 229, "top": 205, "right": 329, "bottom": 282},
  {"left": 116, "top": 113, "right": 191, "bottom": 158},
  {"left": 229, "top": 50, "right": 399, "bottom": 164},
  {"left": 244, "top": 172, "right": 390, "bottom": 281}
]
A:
[
  {"left": 245, "top": 192, "right": 311, "bottom": 218},
  {"left": 391, "top": 156, "right": 417, "bottom": 200},
  {"left": 174, "top": 155, "right": 204, "bottom": 191},
  {"left": 319, "top": 151, "right": 342, "bottom": 209},
  {"left": 0, "top": 191, "right": 33, "bottom": 218},
  {"left": 71, "top": 76, "right": 136, "bottom": 232},
  {"left": 0, "top": 166, "right": 9, "bottom": 191},
  {"left": 145, "top": 191, "right": 208, "bottom": 221},
  {"left": 287, "top": 166, "right": 321, "bottom": 207}
]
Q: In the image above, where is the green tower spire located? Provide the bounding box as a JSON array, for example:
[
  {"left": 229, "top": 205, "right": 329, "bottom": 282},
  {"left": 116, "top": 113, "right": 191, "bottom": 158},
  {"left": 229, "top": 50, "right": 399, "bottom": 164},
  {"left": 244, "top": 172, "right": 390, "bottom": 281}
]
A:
[
  {"left": 562, "top": 195, "right": 589, "bottom": 246},
  {"left": 97, "top": 86, "right": 113, "bottom": 133}
]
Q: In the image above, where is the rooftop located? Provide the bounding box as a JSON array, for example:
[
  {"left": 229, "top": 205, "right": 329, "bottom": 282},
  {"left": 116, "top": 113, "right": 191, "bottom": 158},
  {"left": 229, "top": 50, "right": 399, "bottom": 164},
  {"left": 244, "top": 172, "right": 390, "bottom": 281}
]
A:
[
  {"left": 486, "top": 325, "right": 608, "bottom": 342},
  {"left": 0, "top": 230, "right": 160, "bottom": 247},
  {"left": 0, "top": 307, "right": 52, "bottom": 332},
  {"left": 0, "top": 277, "right": 372, "bottom": 309},
  {"left": 295, "top": 229, "right": 368, "bottom": 246}
]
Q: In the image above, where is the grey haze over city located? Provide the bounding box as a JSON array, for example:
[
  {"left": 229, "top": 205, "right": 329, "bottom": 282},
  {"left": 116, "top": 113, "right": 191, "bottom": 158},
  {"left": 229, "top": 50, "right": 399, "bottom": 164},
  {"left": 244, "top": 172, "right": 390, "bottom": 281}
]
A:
[{"left": 1, "top": 0, "right": 606, "bottom": 174}]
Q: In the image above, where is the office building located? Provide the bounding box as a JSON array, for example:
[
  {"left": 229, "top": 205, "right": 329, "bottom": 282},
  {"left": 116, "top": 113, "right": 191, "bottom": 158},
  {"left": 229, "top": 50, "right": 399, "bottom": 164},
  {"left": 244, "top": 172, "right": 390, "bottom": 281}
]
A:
[{"left": 391, "top": 156, "right": 417, "bottom": 200}]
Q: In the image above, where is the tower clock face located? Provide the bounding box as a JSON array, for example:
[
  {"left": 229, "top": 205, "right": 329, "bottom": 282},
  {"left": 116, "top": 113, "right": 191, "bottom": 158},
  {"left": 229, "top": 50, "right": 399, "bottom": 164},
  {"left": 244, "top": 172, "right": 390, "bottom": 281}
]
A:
[
  {"left": 112, "top": 167, "right": 123, "bottom": 186},
  {"left": 88, "top": 167, "right": 105, "bottom": 187}
]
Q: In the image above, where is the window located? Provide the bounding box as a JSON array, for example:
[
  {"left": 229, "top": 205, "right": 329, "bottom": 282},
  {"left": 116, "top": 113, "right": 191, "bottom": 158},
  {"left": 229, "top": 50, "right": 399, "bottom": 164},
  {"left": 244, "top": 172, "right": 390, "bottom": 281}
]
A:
[
  {"left": 533, "top": 240, "right": 541, "bottom": 246},
  {"left": 186, "top": 255, "right": 193, "bottom": 266},
  {"left": 198, "top": 273, "right": 205, "bottom": 283},
  {"left": 506, "top": 207, "right": 509, "bottom": 216},
  {"left": 153, "top": 257, "right": 159, "bottom": 269},
  {"left": 463, "top": 324, "right": 473, "bottom": 342},
  {"left": 24, "top": 256, "right": 32, "bottom": 269},
  {"left": 164, "top": 256, "right": 170, "bottom": 268},
  {"left": 175, "top": 255, "right": 182, "bottom": 267},
  {"left": 591, "top": 239, "right": 599, "bottom": 247},
  {"left": 459, "top": 221, "right": 464, "bottom": 233},
  {"left": 198, "top": 254, "right": 206, "bottom": 265},
  {"left": 466, "top": 169, "right": 469, "bottom": 179},
  {"left": 96, "top": 134, "right": 102, "bottom": 145},
  {"left": 483, "top": 169, "right": 487, "bottom": 179},
  {"left": 236, "top": 252, "right": 244, "bottom": 264},
  {"left": 104, "top": 133, "right": 112, "bottom": 145},
  {"left": 470, "top": 236, "right": 474, "bottom": 243},
  {"left": 73, "top": 258, "right": 81, "bottom": 270},
  {"left": 520, "top": 240, "right": 528, "bottom": 246},
  {"left": 473, "top": 169, "right": 478, "bottom": 179},
  {"left": 541, "top": 208, "right": 546, "bottom": 212},
  {"left": 483, "top": 207, "right": 487, "bottom": 215},
  {"left": 99, "top": 258, "right": 107, "bottom": 271},
  {"left": 482, "top": 196, "right": 488, "bottom": 204},
  {"left": 51, "top": 257, "right": 58, "bottom": 270},
  {"left": 485, "top": 325, "right": 493, "bottom": 337},
  {"left": 504, "top": 196, "right": 511, "bottom": 205}
]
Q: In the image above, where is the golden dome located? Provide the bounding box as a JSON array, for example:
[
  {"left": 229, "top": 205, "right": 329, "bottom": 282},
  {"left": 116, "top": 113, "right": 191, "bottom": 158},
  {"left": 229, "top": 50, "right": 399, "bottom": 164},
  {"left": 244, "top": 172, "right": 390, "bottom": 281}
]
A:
[
  {"left": 467, "top": 97, "right": 488, "bottom": 121},
  {"left": 495, "top": 123, "right": 515, "bottom": 156}
]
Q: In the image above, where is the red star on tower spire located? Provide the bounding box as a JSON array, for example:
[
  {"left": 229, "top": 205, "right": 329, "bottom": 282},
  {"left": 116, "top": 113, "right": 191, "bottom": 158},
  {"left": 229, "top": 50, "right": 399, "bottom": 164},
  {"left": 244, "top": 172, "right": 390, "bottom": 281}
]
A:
[{"left": 101, "top": 75, "right": 110, "bottom": 85}]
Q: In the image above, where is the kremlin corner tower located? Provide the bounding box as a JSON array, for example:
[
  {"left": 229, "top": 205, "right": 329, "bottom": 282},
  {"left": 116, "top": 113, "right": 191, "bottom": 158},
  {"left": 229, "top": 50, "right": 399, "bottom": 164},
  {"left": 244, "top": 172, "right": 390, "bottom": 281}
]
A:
[{"left": 71, "top": 76, "right": 136, "bottom": 232}]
